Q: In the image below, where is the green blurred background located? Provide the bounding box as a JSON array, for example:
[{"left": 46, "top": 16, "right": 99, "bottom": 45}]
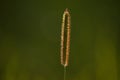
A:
[{"left": 0, "top": 0, "right": 120, "bottom": 80}]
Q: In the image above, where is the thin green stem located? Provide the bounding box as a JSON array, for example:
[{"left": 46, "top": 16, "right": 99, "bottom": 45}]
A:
[{"left": 64, "top": 66, "right": 67, "bottom": 80}]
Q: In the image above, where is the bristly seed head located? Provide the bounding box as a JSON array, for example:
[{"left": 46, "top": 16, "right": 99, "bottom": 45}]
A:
[{"left": 60, "top": 8, "right": 71, "bottom": 67}]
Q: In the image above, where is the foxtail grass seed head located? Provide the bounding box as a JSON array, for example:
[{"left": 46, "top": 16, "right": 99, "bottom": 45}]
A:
[{"left": 60, "top": 8, "right": 71, "bottom": 67}]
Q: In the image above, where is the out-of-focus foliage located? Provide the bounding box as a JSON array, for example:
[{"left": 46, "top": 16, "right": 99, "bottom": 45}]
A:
[{"left": 0, "top": 0, "right": 120, "bottom": 80}]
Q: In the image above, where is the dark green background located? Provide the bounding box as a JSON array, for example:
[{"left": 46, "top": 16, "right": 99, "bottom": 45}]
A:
[{"left": 0, "top": 0, "right": 120, "bottom": 80}]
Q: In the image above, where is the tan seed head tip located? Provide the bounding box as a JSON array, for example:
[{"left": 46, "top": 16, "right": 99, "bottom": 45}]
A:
[{"left": 64, "top": 8, "right": 70, "bottom": 13}]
